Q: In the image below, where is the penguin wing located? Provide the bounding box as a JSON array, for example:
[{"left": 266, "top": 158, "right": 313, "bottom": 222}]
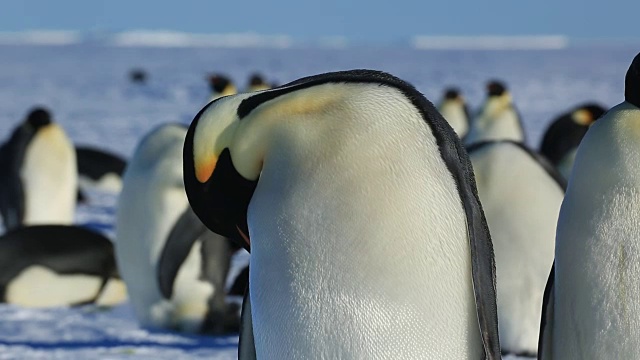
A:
[
  {"left": 229, "top": 265, "right": 249, "bottom": 296},
  {"left": 238, "top": 288, "right": 257, "bottom": 360},
  {"left": 538, "top": 263, "right": 555, "bottom": 360},
  {"left": 0, "top": 125, "right": 33, "bottom": 229},
  {"left": 157, "top": 207, "right": 207, "bottom": 299}
]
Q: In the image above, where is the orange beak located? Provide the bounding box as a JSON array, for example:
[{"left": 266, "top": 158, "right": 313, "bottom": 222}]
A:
[{"left": 196, "top": 157, "right": 217, "bottom": 183}]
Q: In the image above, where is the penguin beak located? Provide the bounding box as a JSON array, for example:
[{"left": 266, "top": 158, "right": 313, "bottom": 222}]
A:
[{"left": 184, "top": 119, "right": 257, "bottom": 253}]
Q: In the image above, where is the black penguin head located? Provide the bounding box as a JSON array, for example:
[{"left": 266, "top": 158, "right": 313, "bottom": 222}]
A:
[
  {"left": 208, "top": 74, "right": 231, "bottom": 93},
  {"left": 486, "top": 80, "right": 507, "bottom": 97},
  {"left": 249, "top": 73, "right": 266, "bottom": 87},
  {"left": 444, "top": 88, "right": 461, "bottom": 100},
  {"left": 129, "top": 68, "right": 147, "bottom": 84},
  {"left": 25, "top": 107, "right": 52, "bottom": 129},
  {"left": 625, "top": 52, "right": 640, "bottom": 108}
]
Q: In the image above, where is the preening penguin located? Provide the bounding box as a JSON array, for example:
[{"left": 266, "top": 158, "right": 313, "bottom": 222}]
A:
[
  {"left": 468, "top": 140, "right": 564, "bottom": 357},
  {"left": 184, "top": 70, "right": 501, "bottom": 359},
  {"left": 465, "top": 80, "right": 524, "bottom": 146},
  {"left": 0, "top": 108, "right": 77, "bottom": 231},
  {"left": 0, "top": 225, "right": 126, "bottom": 307},
  {"left": 75, "top": 146, "right": 127, "bottom": 192},
  {"left": 207, "top": 74, "right": 236, "bottom": 102},
  {"left": 115, "top": 124, "right": 239, "bottom": 334},
  {"left": 438, "top": 87, "right": 470, "bottom": 138},
  {"left": 539, "top": 52, "right": 640, "bottom": 359},
  {"left": 539, "top": 103, "right": 606, "bottom": 179}
]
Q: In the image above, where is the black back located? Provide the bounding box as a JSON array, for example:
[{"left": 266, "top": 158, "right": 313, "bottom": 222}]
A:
[
  {"left": 0, "top": 225, "right": 118, "bottom": 302},
  {"left": 76, "top": 146, "right": 127, "bottom": 180},
  {"left": 626, "top": 52, "right": 640, "bottom": 108},
  {"left": 234, "top": 70, "right": 502, "bottom": 359}
]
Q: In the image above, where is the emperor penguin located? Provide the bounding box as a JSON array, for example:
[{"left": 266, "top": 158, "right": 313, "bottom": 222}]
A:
[
  {"left": 246, "top": 73, "right": 271, "bottom": 93},
  {"left": 75, "top": 146, "right": 127, "bottom": 192},
  {"left": 465, "top": 80, "right": 525, "bottom": 146},
  {"left": 467, "top": 140, "right": 564, "bottom": 357},
  {"left": 538, "top": 52, "right": 640, "bottom": 359},
  {"left": 0, "top": 108, "right": 77, "bottom": 231},
  {"left": 539, "top": 103, "right": 606, "bottom": 179},
  {"left": 0, "top": 225, "right": 126, "bottom": 308},
  {"left": 115, "top": 123, "right": 240, "bottom": 334},
  {"left": 207, "top": 74, "right": 236, "bottom": 102},
  {"left": 437, "top": 87, "right": 470, "bottom": 138},
  {"left": 183, "top": 70, "right": 501, "bottom": 359}
]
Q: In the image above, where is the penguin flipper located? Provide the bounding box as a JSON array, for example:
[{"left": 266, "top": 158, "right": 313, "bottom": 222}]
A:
[
  {"left": 538, "top": 262, "right": 555, "bottom": 360},
  {"left": 238, "top": 287, "right": 257, "bottom": 360},
  {"left": 157, "top": 207, "right": 207, "bottom": 299},
  {"left": 229, "top": 265, "right": 249, "bottom": 296}
]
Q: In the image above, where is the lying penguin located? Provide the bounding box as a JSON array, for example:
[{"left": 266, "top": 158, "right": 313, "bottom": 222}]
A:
[
  {"left": 76, "top": 145, "right": 127, "bottom": 193},
  {"left": 116, "top": 123, "right": 241, "bottom": 334},
  {"left": 0, "top": 107, "right": 77, "bottom": 230},
  {"left": 0, "top": 225, "right": 126, "bottom": 307}
]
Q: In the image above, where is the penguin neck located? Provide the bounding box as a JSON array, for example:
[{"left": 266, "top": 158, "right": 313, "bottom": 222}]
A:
[
  {"left": 246, "top": 87, "right": 479, "bottom": 357},
  {"left": 482, "top": 94, "right": 512, "bottom": 117}
]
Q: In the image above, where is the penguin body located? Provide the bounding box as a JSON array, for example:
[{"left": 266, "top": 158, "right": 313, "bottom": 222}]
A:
[
  {"left": 468, "top": 140, "right": 564, "bottom": 356},
  {"left": 438, "top": 87, "right": 470, "bottom": 138},
  {"left": 0, "top": 108, "right": 77, "bottom": 230},
  {"left": 115, "top": 124, "right": 238, "bottom": 334},
  {"left": 184, "top": 70, "right": 501, "bottom": 359},
  {"left": 539, "top": 103, "right": 606, "bottom": 179},
  {"left": 0, "top": 225, "right": 125, "bottom": 307},
  {"left": 76, "top": 146, "right": 127, "bottom": 192},
  {"left": 465, "top": 81, "right": 524, "bottom": 146},
  {"left": 539, "top": 53, "right": 640, "bottom": 359}
]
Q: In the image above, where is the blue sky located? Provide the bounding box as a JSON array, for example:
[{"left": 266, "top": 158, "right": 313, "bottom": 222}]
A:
[{"left": 0, "top": 0, "right": 638, "bottom": 42}]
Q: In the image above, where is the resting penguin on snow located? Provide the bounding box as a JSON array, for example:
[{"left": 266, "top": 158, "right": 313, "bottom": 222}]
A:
[
  {"left": 75, "top": 146, "right": 127, "bottom": 192},
  {"left": 539, "top": 103, "right": 606, "bottom": 179},
  {"left": 467, "top": 140, "right": 564, "bottom": 357},
  {"left": 116, "top": 123, "right": 241, "bottom": 334},
  {"left": 183, "top": 70, "right": 501, "bottom": 359},
  {"left": 0, "top": 225, "right": 126, "bottom": 307},
  {"left": 465, "top": 80, "right": 525, "bottom": 146},
  {"left": 438, "top": 87, "right": 471, "bottom": 138},
  {"left": 538, "top": 52, "right": 640, "bottom": 359},
  {"left": 0, "top": 107, "right": 77, "bottom": 231},
  {"left": 207, "top": 74, "right": 236, "bottom": 102}
]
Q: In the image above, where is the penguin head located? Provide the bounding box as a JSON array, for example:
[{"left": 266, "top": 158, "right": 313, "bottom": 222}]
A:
[
  {"left": 247, "top": 73, "right": 271, "bottom": 92},
  {"left": 571, "top": 103, "right": 606, "bottom": 126},
  {"left": 444, "top": 88, "right": 460, "bottom": 100},
  {"left": 486, "top": 80, "right": 507, "bottom": 97},
  {"left": 208, "top": 74, "right": 236, "bottom": 96},
  {"left": 625, "top": 52, "right": 640, "bottom": 108},
  {"left": 129, "top": 69, "right": 147, "bottom": 84},
  {"left": 25, "top": 107, "right": 52, "bottom": 129}
]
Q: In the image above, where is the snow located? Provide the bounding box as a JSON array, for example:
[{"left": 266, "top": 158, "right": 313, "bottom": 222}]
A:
[
  {"left": 412, "top": 35, "right": 569, "bottom": 50},
  {"left": 0, "top": 42, "right": 635, "bottom": 358}
]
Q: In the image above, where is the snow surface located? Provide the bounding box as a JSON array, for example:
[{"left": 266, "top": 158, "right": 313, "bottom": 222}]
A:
[{"left": 0, "top": 43, "right": 636, "bottom": 359}]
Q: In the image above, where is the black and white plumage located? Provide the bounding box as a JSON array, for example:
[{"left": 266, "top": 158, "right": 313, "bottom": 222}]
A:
[
  {"left": 183, "top": 70, "right": 501, "bottom": 359},
  {"left": 437, "top": 87, "right": 471, "bottom": 138},
  {"left": 76, "top": 146, "right": 127, "bottom": 192}
]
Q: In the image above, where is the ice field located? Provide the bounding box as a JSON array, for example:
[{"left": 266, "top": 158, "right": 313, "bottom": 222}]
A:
[{"left": 0, "top": 41, "right": 637, "bottom": 359}]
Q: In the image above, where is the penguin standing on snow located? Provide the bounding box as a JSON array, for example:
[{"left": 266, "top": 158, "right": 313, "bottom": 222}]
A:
[
  {"left": 75, "top": 146, "right": 127, "bottom": 193},
  {"left": 0, "top": 225, "right": 126, "bottom": 308},
  {"left": 539, "top": 52, "right": 640, "bottom": 359},
  {"left": 116, "top": 124, "right": 240, "bottom": 334},
  {"left": 539, "top": 103, "right": 606, "bottom": 179},
  {"left": 183, "top": 70, "right": 501, "bottom": 359},
  {"left": 207, "top": 74, "right": 236, "bottom": 102},
  {"left": 465, "top": 80, "right": 525, "bottom": 146},
  {"left": 468, "top": 140, "right": 564, "bottom": 357},
  {"left": 0, "top": 108, "right": 77, "bottom": 230},
  {"left": 437, "top": 87, "right": 471, "bottom": 138}
]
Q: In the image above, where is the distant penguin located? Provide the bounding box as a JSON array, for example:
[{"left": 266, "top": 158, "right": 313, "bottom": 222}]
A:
[
  {"left": 0, "top": 225, "right": 126, "bottom": 307},
  {"left": 246, "top": 73, "right": 271, "bottom": 92},
  {"left": 129, "top": 69, "right": 148, "bottom": 84},
  {"left": 75, "top": 146, "right": 127, "bottom": 192},
  {"left": 183, "top": 70, "right": 501, "bottom": 358},
  {"left": 539, "top": 52, "right": 640, "bottom": 359},
  {"left": 116, "top": 124, "right": 239, "bottom": 334},
  {"left": 437, "top": 87, "right": 471, "bottom": 138},
  {"left": 539, "top": 103, "right": 606, "bottom": 179},
  {"left": 468, "top": 140, "right": 564, "bottom": 357},
  {"left": 207, "top": 74, "right": 236, "bottom": 102},
  {"left": 465, "top": 80, "right": 524, "bottom": 146},
  {"left": 0, "top": 108, "right": 77, "bottom": 231}
]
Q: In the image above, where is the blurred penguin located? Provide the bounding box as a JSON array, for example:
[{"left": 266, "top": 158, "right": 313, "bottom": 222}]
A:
[
  {"left": 129, "top": 68, "right": 148, "bottom": 84},
  {"left": 539, "top": 103, "right": 606, "bottom": 179},
  {"left": 0, "top": 107, "right": 77, "bottom": 230},
  {"left": 438, "top": 87, "right": 470, "bottom": 138},
  {"left": 246, "top": 73, "right": 271, "bottom": 92},
  {"left": 207, "top": 74, "right": 236, "bottom": 102},
  {"left": 465, "top": 80, "right": 525, "bottom": 146},
  {"left": 76, "top": 146, "right": 127, "bottom": 193},
  {"left": 116, "top": 124, "right": 240, "bottom": 334}
]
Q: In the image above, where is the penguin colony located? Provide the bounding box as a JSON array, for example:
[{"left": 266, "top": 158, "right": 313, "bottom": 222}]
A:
[{"left": 0, "top": 53, "right": 637, "bottom": 360}]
